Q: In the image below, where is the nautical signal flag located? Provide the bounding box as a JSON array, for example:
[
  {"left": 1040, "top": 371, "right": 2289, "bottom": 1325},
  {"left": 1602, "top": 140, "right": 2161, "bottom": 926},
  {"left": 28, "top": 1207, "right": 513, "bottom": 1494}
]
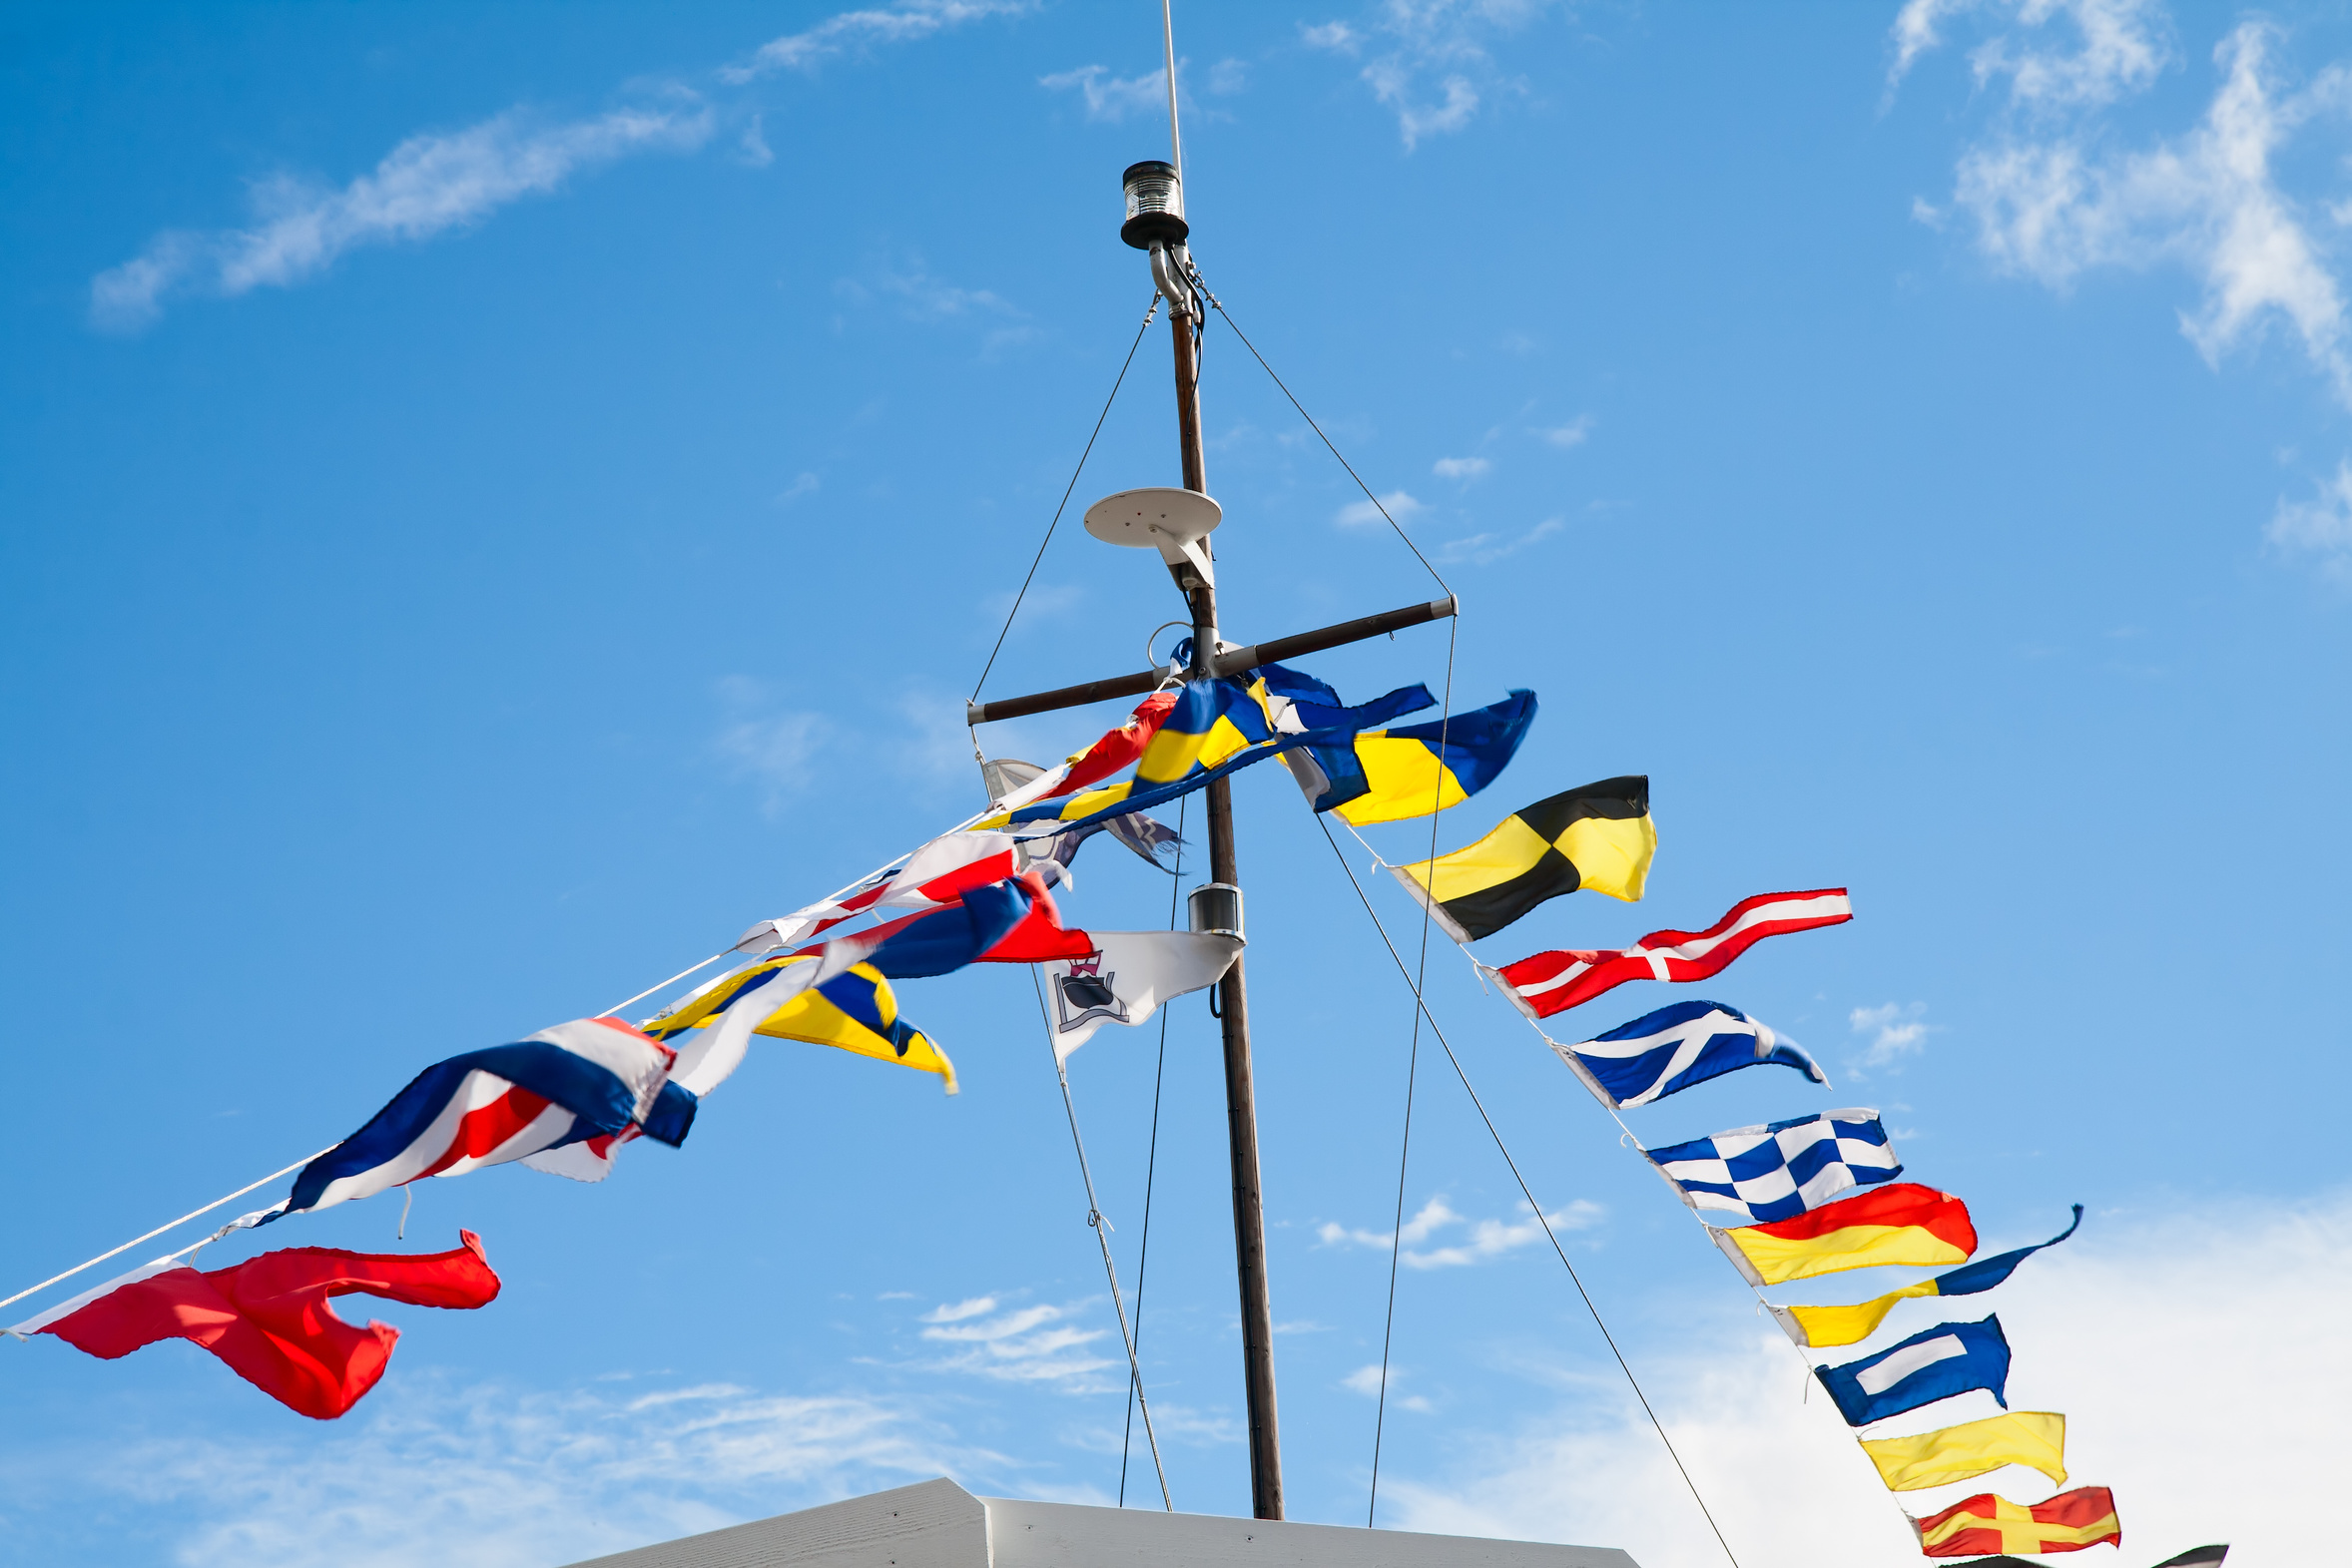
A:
[
  {"left": 1912, "top": 1486, "right": 2122, "bottom": 1559},
  {"left": 1861, "top": 1409, "right": 2066, "bottom": 1491},
  {"left": 1390, "top": 777, "right": 1654, "bottom": 943},
  {"left": 1041, "top": 931, "right": 1242, "bottom": 1063},
  {"left": 284, "top": 1017, "right": 691, "bottom": 1216},
  {"left": 643, "top": 954, "right": 956, "bottom": 1093},
  {"left": 1770, "top": 1204, "right": 2080, "bottom": 1346},
  {"left": 1289, "top": 690, "right": 1538, "bottom": 824},
  {"left": 1645, "top": 1108, "right": 1901, "bottom": 1226},
  {"left": 1553, "top": 1000, "right": 1824, "bottom": 1110},
  {"left": 1816, "top": 1314, "right": 2011, "bottom": 1427},
  {"left": 1491, "top": 888, "right": 1853, "bottom": 1020},
  {"left": 1715, "top": 1182, "right": 1977, "bottom": 1288},
  {"left": 10, "top": 1232, "right": 500, "bottom": 1420},
  {"left": 981, "top": 672, "right": 1435, "bottom": 837}
]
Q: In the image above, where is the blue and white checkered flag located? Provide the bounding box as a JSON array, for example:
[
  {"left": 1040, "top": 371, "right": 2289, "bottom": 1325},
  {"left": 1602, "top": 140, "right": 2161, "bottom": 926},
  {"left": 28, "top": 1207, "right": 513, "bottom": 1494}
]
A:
[
  {"left": 1644, "top": 1108, "right": 1900, "bottom": 1225},
  {"left": 1554, "top": 1000, "right": 1826, "bottom": 1109}
]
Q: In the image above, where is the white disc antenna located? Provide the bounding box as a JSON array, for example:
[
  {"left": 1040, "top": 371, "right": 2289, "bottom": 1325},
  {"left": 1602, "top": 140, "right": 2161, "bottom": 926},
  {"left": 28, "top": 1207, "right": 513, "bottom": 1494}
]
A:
[{"left": 1083, "top": 486, "right": 1220, "bottom": 586}]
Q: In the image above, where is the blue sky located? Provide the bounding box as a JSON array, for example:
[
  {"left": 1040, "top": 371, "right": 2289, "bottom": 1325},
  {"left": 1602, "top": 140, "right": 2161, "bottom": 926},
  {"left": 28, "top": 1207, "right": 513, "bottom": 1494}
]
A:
[{"left": 4, "top": 3, "right": 2348, "bottom": 1565}]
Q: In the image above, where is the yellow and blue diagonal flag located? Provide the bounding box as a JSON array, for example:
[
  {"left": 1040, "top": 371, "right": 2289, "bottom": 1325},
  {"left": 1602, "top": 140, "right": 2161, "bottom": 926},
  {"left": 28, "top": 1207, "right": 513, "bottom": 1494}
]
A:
[{"left": 641, "top": 954, "right": 956, "bottom": 1093}]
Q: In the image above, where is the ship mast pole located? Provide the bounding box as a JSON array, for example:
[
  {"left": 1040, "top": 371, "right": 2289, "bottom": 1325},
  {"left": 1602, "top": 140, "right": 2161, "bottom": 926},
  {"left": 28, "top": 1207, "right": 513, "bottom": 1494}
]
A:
[
  {"left": 1151, "top": 3, "right": 1282, "bottom": 1518},
  {"left": 1170, "top": 261, "right": 1286, "bottom": 1525}
]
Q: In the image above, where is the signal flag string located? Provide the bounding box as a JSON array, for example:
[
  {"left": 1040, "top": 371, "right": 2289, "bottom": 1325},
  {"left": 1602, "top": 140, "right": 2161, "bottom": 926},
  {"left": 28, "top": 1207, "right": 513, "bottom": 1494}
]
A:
[
  {"left": 1366, "top": 612, "right": 1460, "bottom": 1525},
  {"left": 1028, "top": 966, "right": 1175, "bottom": 1511},
  {"left": 970, "top": 291, "right": 1162, "bottom": 710},
  {"left": 1315, "top": 816, "right": 1745, "bottom": 1568},
  {"left": 1120, "top": 790, "right": 1187, "bottom": 1506}
]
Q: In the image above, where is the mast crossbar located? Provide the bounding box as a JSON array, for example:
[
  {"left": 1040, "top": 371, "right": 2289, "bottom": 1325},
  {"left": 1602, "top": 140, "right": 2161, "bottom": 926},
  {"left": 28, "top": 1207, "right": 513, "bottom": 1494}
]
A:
[{"left": 965, "top": 594, "right": 1456, "bottom": 725}]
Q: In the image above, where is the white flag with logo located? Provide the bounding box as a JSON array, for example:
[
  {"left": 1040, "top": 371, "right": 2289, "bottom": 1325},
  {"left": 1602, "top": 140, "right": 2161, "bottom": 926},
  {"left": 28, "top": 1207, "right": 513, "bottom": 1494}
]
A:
[{"left": 1040, "top": 931, "right": 1242, "bottom": 1063}]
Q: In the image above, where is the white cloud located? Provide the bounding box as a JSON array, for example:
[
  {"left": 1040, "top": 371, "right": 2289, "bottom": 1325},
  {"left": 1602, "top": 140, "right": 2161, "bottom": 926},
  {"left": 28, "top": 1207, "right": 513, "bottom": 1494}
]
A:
[
  {"left": 1344, "top": 1363, "right": 1433, "bottom": 1411},
  {"left": 776, "top": 471, "right": 821, "bottom": 506},
  {"left": 1848, "top": 1000, "right": 1935, "bottom": 1071},
  {"left": 1433, "top": 455, "right": 1490, "bottom": 480},
  {"left": 1376, "top": 1194, "right": 2352, "bottom": 1567},
  {"left": 1304, "top": 1, "right": 1567, "bottom": 151},
  {"left": 725, "top": 0, "right": 1029, "bottom": 82},
  {"left": 51, "top": 1375, "right": 983, "bottom": 1568},
  {"left": 1535, "top": 414, "right": 1592, "bottom": 447},
  {"left": 1894, "top": 0, "right": 2169, "bottom": 106},
  {"left": 714, "top": 678, "right": 835, "bottom": 810},
  {"left": 93, "top": 0, "right": 1031, "bottom": 327},
  {"left": 915, "top": 1297, "right": 1116, "bottom": 1390},
  {"left": 1335, "top": 489, "right": 1426, "bottom": 529},
  {"left": 1436, "top": 516, "right": 1561, "bottom": 566},
  {"left": 1039, "top": 64, "right": 1171, "bottom": 124},
  {"left": 91, "top": 103, "right": 714, "bottom": 330},
  {"left": 1319, "top": 1195, "right": 1602, "bottom": 1270},
  {"left": 1208, "top": 59, "right": 1250, "bottom": 96},
  {"left": 1905, "top": 13, "right": 2352, "bottom": 407},
  {"left": 2268, "top": 459, "right": 2352, "bottom": 580}
]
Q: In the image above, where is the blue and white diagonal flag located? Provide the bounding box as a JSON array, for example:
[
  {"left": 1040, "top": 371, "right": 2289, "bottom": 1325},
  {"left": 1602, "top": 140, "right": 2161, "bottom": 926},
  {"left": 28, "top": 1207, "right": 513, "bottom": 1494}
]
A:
[
  {"left": 1643, "top": 1108, "right": 1899, "bottom": 1225},
  {"left": 1554, "top": 1000, "right": 1826, "bottom": 1109},
  {"left": 1816, "top": 1314, "right": 2011, "bottom": 1427}
]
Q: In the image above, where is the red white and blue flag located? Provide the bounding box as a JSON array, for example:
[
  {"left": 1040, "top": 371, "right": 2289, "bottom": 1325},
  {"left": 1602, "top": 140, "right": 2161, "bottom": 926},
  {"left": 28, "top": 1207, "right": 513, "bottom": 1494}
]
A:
[{"left": 284, "top": 1017, "right": 691, "bottom": 1215}]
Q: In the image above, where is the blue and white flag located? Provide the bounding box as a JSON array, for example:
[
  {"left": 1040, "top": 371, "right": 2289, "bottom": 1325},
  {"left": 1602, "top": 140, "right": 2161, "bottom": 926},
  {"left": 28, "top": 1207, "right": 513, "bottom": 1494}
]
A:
[
  {"left": 1644, "top": 1108, "right": 1900, "bottom": 1225},
  {"left": 1816, "top": 1314, "right": 2011, "bottom": 1427},
  {"left": 1554, "top": 1000, "right": 1825, "bottom": 1109},
  {"left": 285, "top": 1017, "right": 691, "bottom": 1215}
]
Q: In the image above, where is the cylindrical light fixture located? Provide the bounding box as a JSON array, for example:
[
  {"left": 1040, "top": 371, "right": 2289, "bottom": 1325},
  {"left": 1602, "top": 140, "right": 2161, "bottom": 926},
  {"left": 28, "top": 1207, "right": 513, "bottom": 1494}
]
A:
[
  {"left": 1121, "top": 160, "right": 1189, "bottom": 250},
  {"left": 1189, "top": 881, "right": 1244, "bottom": 942}
]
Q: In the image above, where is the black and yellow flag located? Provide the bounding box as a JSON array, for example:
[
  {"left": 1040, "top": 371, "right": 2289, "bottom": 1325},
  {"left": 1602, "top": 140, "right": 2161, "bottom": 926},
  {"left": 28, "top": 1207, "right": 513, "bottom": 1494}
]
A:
[{"left": 1390, "top": 776, "right": 1653, "bottom": 942}]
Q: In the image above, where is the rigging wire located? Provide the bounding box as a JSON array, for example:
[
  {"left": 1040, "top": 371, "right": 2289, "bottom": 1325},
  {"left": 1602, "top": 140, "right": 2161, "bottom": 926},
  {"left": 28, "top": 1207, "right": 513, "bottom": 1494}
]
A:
[
  {"left": 1366, "top": 613, "right": 1459, "bottom": 1525},
  {"left": 1030, "top": 967, "right": 1175, "bottom": 1511},
  {"left": 970, "top": 293, "right": 1162, "bottom": 707},
  {"left": 1185, "top": 267, "right": 1452, "bottom": 599},
  {"left": 1120, "top": 791, "right": 1188, "bottom": 1505},
  {"left": 1314, "top": 817, "right": 1746, "bottom": 1568}
]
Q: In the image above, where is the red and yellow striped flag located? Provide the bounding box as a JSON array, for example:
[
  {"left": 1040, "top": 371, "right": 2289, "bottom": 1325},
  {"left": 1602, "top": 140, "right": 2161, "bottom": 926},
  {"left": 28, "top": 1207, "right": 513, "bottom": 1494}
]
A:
[{"left": 1913, "top": 1485, "right": 2121, "bottom": 1558}]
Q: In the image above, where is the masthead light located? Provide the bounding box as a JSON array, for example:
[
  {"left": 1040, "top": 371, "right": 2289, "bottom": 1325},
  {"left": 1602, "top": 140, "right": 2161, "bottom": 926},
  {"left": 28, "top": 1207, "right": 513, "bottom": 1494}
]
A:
[{"left": 1120, "top": 160, "right": 1189, "bottom": 250}]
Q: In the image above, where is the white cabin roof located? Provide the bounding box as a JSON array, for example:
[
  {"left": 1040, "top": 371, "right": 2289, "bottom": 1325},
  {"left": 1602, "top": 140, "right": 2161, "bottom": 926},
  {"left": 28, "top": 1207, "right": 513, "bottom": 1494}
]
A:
[{"left": 561, "top": 1478, "right": 1640, "bottom": 1568}]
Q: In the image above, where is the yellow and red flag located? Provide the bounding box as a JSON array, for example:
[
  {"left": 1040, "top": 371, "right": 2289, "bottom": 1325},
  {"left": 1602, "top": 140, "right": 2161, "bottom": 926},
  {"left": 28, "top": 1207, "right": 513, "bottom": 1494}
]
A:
[
  {"left": 1913, "top": 1485, "right": 2121, "bottom": 1558},
  {"left": 1714, "top": 1181, "right": 1976, "bottom": 1287}
]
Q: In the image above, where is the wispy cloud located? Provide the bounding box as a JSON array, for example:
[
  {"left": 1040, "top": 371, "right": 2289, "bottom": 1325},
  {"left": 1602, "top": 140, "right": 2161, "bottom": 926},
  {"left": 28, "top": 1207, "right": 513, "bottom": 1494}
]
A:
[
  {"left": 1343, "top": 1363, "right": 1433, "bottom": 1412},
  {"left": 714, "top": 677, "right": 835, "bottom": 812},
  {"left": 1335, "top": 489, "right": 1426, "bottom": 529},
  {"left": 1535, "top": 414, "right": 1593, "bottom": 447},
  {"left": 2268, "top": 458, "right": 2352, "bottom": 582},
  {"left": 914, "top": 1296, "right": 1116, "bottom": 1390},
  {"left": 1039, "top": 64, "right": 1172, "bottom": 124},
  {"left": 94, "top": 0, "right": 1030, "bottom": 329},
  {"left": 32, "top": 1375, "right": 984, "bottom": 1568},
  {"left": 1901, "top": 10, "right": 2352, "bottom": 404},
  {"left": 1375, "top": 1194, "right": 2352, "bottom": 1567},
  {"left": 1436, "top": 516, "right": 1561, "bottom": 566},
  {"left": 1848, "top": 1000, "right": 1935, "bottom": 1071},
  {"left": 724, "top": 0, "right": 1030, "bottom": 82},
  {"left": 1433, "top": 455, "right": 1490, "bottom": 480},
  {"left": 1302, "top": 2, "right": 1568, "bottom": 151},
  {"left": 1319, "top": 1195, "right": 1601, "bottom": 1270},
  {"left": 91, "top": 102, "right": 714, "bottom": 330},
  {"left": 1889, "top": 0, "right": 2170, "bottom": 104}
]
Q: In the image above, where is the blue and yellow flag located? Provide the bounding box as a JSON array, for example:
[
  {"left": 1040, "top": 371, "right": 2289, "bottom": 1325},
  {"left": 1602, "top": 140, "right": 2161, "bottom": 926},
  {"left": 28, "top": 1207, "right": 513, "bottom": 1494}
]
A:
[
  {"left": 981, "top": 668, "right": 1434, "bottom": 836},
  {"left": 1294, "top": 689, "right": 1537, "bottom": 824},
  {"left": 643, "top": 955, "right": 955, "bottom": 1093}
]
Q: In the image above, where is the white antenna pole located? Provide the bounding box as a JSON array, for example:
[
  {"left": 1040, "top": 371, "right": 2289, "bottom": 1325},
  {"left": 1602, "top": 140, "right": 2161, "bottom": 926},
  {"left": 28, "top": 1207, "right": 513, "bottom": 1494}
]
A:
[{"left": 1161, "top": 0, "right": 1183, "bottom": 186}]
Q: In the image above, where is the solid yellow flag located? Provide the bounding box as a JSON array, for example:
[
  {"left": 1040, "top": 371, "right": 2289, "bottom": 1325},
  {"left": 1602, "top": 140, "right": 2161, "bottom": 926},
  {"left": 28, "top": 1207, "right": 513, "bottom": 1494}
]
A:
[{"left": 1860, "top": 1411, "right": 2065, "bottom": 1492}]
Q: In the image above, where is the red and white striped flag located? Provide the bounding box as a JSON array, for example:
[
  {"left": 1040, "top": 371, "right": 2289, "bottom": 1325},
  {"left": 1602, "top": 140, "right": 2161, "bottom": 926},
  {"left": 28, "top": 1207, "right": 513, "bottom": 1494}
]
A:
[{"left": 1488, "top": 889, "right": 1851, "bottom": 1020}]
